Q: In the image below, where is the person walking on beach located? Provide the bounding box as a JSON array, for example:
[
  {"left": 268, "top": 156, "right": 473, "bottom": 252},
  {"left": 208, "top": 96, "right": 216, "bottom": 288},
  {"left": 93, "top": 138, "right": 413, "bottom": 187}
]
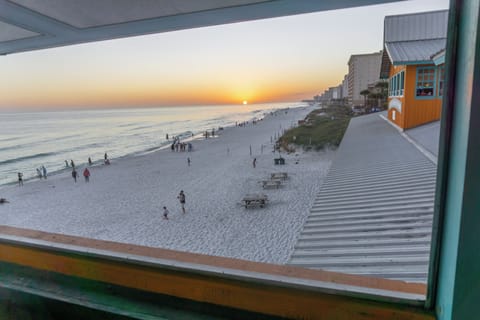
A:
[
  {"left": 41, "top": 165, "right": 47, "bottom": 179},
  {"left": 83, "top": 168, "right": 90, "bottom": 182},
  {"left": 65, "top": 160, "right": 69, "bottom": 167},
  {"left": 163, "top": 206, "right": 169, "bottom": 220},
  {"left": 72, "top": 169, "right": 78, "bottom": 183},
  {"left": 187, "top": 157, "right": 191, "bottom": 166},
  {"left": 177, "top": 190, "right": 186, "bottom": 214},
  {"left": 18, "top": 172, "right": 23, "bottom": 186},
  {"left": 70, "top": 160, "right": 75, "bottom": 168},
  {"left": 253, "top": 158, "right": 257, "bottom": 168},
  {"left": 88, "top": 157, "right": 93, "bottom": 166},
  {"left": 166, "top": 133, "right": 169, "bottom": 140},
  {"left": 36, "top": 168, "right": 43, "bottom": 179}
]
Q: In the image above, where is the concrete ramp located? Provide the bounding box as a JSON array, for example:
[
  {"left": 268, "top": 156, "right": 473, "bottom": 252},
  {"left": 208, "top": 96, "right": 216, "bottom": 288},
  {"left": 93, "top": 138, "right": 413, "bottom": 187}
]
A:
[{"left": 288, "top": 113, "right": 437, "bottom": 283}]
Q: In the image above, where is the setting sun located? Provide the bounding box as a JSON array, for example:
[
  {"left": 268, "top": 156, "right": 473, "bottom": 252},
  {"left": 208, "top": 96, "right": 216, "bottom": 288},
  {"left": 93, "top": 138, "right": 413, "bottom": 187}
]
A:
[{"left": 243, "top": 100, "right": 248, "bottom": 105}]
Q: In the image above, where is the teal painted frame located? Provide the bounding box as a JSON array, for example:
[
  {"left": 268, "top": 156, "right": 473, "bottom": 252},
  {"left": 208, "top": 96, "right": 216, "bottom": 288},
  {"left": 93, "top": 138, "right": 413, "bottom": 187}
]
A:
[
  {"left": 428, "top": 0, "right": 480, "bottom": 319},
  {"left": 388, "top": 70, "right": 405, "bottom": 97}
]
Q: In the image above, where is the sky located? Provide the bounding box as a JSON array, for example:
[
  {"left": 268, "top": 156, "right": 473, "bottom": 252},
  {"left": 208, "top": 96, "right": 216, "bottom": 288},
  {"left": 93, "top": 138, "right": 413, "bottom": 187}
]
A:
[{"left": 0, "top": 0, "right": 449, "bottom": 111}]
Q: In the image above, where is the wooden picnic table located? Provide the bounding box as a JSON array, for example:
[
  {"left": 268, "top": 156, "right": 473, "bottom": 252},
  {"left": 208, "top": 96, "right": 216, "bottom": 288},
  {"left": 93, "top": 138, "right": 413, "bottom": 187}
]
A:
[
  {"left": 271, "top": 172, "right": 288, "bottom": 180},
  {"left": 262, "top": 180, "right": 282, "bottom": 189},
  {"left": 242, "top": 194, "right": 268, "bottom": 208}
]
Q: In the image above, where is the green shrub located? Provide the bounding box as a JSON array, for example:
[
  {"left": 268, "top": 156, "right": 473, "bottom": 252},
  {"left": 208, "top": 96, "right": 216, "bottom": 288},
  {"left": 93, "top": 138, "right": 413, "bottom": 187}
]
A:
[{"left": 278, "top": 105, "right": 352, "bottom": 151}]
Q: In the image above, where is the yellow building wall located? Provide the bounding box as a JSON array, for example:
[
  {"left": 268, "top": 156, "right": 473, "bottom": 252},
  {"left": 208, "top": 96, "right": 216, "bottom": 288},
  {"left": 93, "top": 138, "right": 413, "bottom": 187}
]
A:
[{"left": 388, "top": 64, "right": 442, "bottom": 130}]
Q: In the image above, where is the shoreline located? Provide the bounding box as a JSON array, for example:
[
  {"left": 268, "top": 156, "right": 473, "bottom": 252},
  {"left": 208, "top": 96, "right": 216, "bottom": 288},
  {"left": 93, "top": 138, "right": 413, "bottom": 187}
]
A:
[
  {"left": 0, "top": 106, "right": 294, "bottom": 188},
  {"left": 0, "top": 106, "right": 334, "bottom": 265}
]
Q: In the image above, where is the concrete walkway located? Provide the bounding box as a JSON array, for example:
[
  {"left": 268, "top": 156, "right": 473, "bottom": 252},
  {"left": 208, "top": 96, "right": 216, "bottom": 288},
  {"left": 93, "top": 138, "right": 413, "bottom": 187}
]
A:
[{"left": 288, "top": 113, "right": 437, "bottom": 283}]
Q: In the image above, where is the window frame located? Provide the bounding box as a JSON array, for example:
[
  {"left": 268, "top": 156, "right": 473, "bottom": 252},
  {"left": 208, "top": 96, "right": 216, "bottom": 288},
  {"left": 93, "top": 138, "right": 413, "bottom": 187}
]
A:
[
  {"left": 415, "top": 66, "right": 437, "bottom": 99},
  {"left": 1, "top": 1, "right": 479, "bottom": 319},
  {"left": 389, "top": 70, "right": 405, "bottom": 97}
]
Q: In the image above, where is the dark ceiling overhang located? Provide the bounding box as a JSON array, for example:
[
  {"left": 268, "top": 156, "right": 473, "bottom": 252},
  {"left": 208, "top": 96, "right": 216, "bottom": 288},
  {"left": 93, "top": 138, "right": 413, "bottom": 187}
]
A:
[{"left": 0, "top": 0, "right": 402, "bottom": 55}]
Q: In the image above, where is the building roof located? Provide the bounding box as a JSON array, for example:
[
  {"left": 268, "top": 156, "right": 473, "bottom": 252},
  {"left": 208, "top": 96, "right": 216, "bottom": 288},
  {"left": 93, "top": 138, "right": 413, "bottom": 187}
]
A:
[
  {"left": 380, "top": 10, "right": 448, "bottom": 75},
  {"left": 0, "top": 0, "right": 400, "bottom": 56},
  {"left": 288, "top": 112, "right": 437, "bottom": 283},
  {"left": 384, "top": 10, "right": 448, "bottom": 42},
  {"left": 385, "top": 38, "right": 446, "bottom": 65}
]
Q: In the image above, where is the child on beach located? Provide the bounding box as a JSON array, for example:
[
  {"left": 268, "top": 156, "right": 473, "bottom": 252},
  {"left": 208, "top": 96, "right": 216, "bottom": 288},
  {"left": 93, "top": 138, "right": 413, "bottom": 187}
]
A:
[
  {"left": 187, "top": 157, "right": 191, "bottom": 166},
  {"left": 42, "top": 165, "right": 47, "bottom": 179},
  {"left": 163, "top": 206, "right": 169, "bottom": 220},
  {"left": 83, "top": 168, "right": 90, "bottom": 182},
  {"left": 177, "top": 190, "right": 186, "bottom": 214},
  {"left": 88, "top": 157, "right": 93, "bottom": 166},
  {"left": 253, "top": 158, "right": 256, "bottom": 168}
]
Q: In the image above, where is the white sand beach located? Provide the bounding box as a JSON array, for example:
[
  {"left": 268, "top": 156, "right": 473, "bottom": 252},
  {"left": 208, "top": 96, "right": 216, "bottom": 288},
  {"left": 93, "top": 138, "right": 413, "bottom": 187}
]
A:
[{"left": 0, "top": 106, "right": 333, "bottom": 264}]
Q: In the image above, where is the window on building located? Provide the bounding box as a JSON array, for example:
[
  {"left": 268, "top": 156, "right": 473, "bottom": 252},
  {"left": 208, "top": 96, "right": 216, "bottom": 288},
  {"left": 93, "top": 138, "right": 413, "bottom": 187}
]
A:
[
  {"left": 416, "top": 67, "right": 436, "bottom": 97},
  {"left": 437, "top": 66, "right": 445, "bottom": 96},
  {"left": 389, "top": 70, "right": 405, "bottom": 97}
]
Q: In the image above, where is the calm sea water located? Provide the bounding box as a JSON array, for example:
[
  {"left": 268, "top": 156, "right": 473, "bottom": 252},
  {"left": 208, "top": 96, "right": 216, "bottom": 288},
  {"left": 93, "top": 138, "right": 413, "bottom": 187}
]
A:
[{"left": 0, "top": 103, "right": 300, "bottom": 186}]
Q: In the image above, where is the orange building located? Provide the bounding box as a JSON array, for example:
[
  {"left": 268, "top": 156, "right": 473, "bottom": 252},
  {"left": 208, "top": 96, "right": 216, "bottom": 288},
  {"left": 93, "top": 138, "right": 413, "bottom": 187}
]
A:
[{"left": 380, "top": 10, "right": 448, "bottom": 130}]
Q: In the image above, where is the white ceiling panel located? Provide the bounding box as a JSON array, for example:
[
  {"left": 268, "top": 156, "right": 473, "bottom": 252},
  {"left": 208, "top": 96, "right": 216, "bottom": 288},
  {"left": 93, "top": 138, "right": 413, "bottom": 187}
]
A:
[
  {"left": 0, "top": 19, "right": 39, "bottom": 41},
  {"left": 0, "top": 0, "right": 403, "bottom": 55},
  {"left": 9, "top": 0, "right": 269, "bottom": 28}
]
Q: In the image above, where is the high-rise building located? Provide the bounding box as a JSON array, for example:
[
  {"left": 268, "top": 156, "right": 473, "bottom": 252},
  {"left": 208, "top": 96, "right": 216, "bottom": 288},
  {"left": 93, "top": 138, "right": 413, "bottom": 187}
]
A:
[
  {"left": 341, "top": 74, "right": 348, "bottom": 99},
  {"left": 347, "top": 51, "right": 383, "bottom": 106}
]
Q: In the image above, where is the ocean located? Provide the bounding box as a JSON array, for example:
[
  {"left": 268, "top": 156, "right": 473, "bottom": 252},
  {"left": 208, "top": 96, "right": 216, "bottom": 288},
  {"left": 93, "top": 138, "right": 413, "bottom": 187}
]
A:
[{"left": 0, "top": 103, "right": 301, "bottom": 186}]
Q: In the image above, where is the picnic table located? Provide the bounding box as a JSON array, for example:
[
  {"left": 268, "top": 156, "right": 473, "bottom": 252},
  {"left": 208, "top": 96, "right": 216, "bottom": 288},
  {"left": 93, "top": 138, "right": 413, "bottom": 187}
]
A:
[
  {"left": 261, "top": 179, "right": 282, "bottom": 189},
  {"left": 242, "top": 194, "right": 268, "bottom": 208},
  {"left": 271, "top": 172, "right": 288, "bottom": 180}
]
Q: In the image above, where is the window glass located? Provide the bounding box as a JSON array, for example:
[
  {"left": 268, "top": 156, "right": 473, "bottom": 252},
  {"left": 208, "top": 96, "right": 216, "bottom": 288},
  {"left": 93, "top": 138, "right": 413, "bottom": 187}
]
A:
[{"left": 416, "top": 68, "right": 436, "bottom": 97}]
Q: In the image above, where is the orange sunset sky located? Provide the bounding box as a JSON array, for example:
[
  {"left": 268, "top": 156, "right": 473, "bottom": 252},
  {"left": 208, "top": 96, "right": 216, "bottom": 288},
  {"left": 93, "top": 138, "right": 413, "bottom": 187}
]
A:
[{"left": 0, "top": 0, "right": 448, "bottom": 111}]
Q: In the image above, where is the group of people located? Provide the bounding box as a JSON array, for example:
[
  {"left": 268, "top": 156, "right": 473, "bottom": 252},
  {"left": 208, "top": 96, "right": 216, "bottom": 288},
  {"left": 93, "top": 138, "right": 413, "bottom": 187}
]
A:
[
  {"left": 16, "top": 152, "right": 110, "bottom": 187},
  {"left": 170, "top": 139, "right": 192, "bottom": 152},
  {"left": 69, "top": 153, "right": 110, "bottom": 182},
  {"left": 204, "top": 129, "right": 216, "bottom": 139},
  {"left": 162, "top": 190, "right": 186, "bottom": 220},
  {"left": 71, "top": 167, "right": 90, "bottom": 183},
  {"left": 36, "top": 165, "right": 48, "bottom": 180}
]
